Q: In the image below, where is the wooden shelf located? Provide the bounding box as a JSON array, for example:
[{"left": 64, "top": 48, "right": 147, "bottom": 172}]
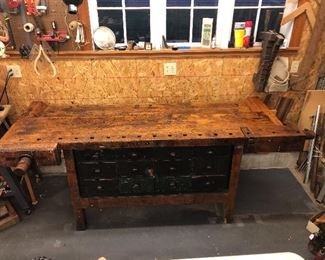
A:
[{"left": 6, "top": 47, "right": 299, "bottom": 60}]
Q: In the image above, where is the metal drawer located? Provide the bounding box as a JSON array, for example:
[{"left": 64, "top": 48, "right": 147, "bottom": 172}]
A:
[
  {"left": 76, "top": 161, "right": 117, "bottom": 179},
  {"left": 192, "top": 176, "right": 229, "bottom": 192},
  {"left": 118, "top": 161, "right": 155, "bottom": 177},
  {"left": 157, "top": 159, "right": 191, "bottom": 176},
  {"left": 156, "top": 176, "right": 192, "bottom": 194},
  {"left": 78, "top": 179, "right": 119, "bottom": 197},
  {"left": 119, "top": 176, "right": 155, "bottom": 195}
]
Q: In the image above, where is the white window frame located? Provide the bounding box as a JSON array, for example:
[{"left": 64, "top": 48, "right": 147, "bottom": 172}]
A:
[{"left": 88, "top": 0, "right": 295, "bottom": 50}]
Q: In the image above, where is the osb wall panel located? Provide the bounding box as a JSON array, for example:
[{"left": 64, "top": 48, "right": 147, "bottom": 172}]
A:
[{"left": 0, "top": 56, "right": 260, "bottom": 121}]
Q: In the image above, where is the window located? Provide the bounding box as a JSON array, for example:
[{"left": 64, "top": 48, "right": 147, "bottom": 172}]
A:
[{"left": 89, "top": 0, "right": 292, "bottom": 49}]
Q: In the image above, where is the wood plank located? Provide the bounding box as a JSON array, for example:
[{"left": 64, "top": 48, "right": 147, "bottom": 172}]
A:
[{"left": 289, "top": 0, "right": 309, "bottom": 47}]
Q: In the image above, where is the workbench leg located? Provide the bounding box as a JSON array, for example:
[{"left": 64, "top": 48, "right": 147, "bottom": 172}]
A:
[
  {"left": 74, "top": 208, "right": 87, "bottom": 231},
  {"left": 64, "top": 150, "right": 88, "bottom": 230},
  {"left": 224, "top": 145, "right": 244, "bottom": 223}
]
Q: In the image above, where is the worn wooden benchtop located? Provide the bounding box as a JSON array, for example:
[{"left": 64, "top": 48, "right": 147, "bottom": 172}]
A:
[{"left": 0, "top": 97, "right": 310, "bottom": 166}]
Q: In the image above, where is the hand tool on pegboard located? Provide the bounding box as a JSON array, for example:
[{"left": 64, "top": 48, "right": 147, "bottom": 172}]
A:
[
  {"left": 24, "top": 0, "right": 47, "bottom": 16},
  {"left": 63, "top": 0, "right": 83, "bottom": 15},
  {"left": 33, "top": 27, "right": 57, "bottom": 77},
  {"left": 3, "top": 13, "right": 16, "bottom": 49},
  {"left": 7, "top": 0, "right": 20, "bottom": 15}
]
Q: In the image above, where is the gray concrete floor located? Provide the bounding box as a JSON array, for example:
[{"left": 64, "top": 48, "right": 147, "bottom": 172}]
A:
[{"left": 0, "top": 169, "right": 321, "bottom": 260}]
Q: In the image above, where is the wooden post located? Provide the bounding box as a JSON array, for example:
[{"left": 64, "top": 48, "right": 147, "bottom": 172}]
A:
[
  {"left": 224, "top": 145, "right": 244, "bottom": 223},
  {"left": 63, "top": 150, "right": 87, "bottom": 230}
]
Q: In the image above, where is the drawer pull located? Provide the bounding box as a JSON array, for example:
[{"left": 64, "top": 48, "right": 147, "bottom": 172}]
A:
[
  {"left": 132, "top": 184, "right": 139, "bottom": 189},
  {"left": 169, "top": 167, "right": 176, "bottom": 171},
  {"left": 206, "top": 166, "right": 212, "bottom": 169},
  {"left": 94, "top": 169, "right": 101, "bottom": 174},
  {"left": 170, "top": 152, "right": 176, "bottom": 157},
  {"left": 97, "top": 185, "right": 103, "bottom": 190},
  {"left": 132, "top": 168, "right": 138, "bottom": 172},
  {"left": 131, "top": 153, "right": 137, "bottom": 157}
]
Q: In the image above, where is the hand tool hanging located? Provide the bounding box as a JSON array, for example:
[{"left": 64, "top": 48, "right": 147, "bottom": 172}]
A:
[
  {"left": 7, "top": 0, "right": 20, "bottom": 15},
  {"left": 24, "top": 0, "right": 47, "bottom": 16},
  {"left": 63, "top": 0, "right": 83, "bottom": 15},
  {"left": 3, "top": 12, "right": 16, "bottom": 49},
  {"left": 33, "top": 28, "right": 57, "bottom": 78}
]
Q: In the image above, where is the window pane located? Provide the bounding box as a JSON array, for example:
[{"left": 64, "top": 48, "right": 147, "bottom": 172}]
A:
[
  {"left": 97, "top": 0, "right": 122, "bottom": 7},
  {"left": 235, "top": 0, "right": 259, "bottom": 6},
  {"left": 167, "top": 10, "right": 190, "bottom": 42},
  {"left": 125, "top": 0, "right": 149, "bottom": 7},
  {"left": 256, "top": 8, "right": 284, "bottom": 41},
  {"left": 230, "top": 9, "right": 257, "bottom": 45},
  {"left": 194, "top": 0, "right": 218, "bottom": 6},
  {"left": 262, "top": 0, "right": 286, "bottom": 6},
  {"left": 192, "top": 9, "right": 217, "bottom": 42},
  {"left": 126, "top": 10, "right": 150, "bottom": 42},
  {"left": 167, "top": 0, "right": 191, "bottom": 7},
  {"left": 98, "top": 10, "right": 124, "bottom": 43}
]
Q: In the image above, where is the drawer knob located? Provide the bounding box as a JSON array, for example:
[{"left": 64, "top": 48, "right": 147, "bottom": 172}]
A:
[
  {"left": 170, "top": 167, "right": 175, "bottom": 171},
  {"left": 94, "top": 169, "right": 101, "bottom": 174},
  {"left": 170, "top": 152, "right": 176, "bottom": 157},
  {"left": 132, "top": 168, "right": 138, "bottom": 172},
  {"left": 97, "top": 185, "right": 103, "bottom": 190},
  {"left": 132, "top": 184, "right": 139, "bottom": 190}
]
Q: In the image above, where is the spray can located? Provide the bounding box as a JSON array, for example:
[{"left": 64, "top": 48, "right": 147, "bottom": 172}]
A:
[
  {"left": 244, "top": 21, "right": 253, "bottom": 48},
  {"left": 234, "top": 22, "right": 245, "bottom": 48}
]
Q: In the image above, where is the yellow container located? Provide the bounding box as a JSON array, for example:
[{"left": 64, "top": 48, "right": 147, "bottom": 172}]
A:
[{"left": 234, "top": 22, "right": 246, "bottom": 48}]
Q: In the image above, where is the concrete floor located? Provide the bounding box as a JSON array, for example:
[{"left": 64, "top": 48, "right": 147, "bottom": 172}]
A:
[{"left": 0, "top": 169, "right": 321, "bottom": 260}]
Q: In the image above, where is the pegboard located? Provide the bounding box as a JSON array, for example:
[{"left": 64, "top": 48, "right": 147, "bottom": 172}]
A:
[{"left": 0, "top": 0, "right": 89, "bottom": 52}]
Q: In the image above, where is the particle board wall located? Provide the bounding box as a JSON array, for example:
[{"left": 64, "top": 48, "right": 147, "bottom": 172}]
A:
[{"left": 0, "top": 0, "right": 323, "bottom": 125}]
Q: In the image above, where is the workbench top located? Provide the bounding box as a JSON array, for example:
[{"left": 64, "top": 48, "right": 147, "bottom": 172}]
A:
[{"left": 0, "top": 97, "right": 309, "bottom": 166}]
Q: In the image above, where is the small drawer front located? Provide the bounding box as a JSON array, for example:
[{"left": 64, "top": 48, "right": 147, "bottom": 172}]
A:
[
  {"left": 192, "top": 176, "right": 229, "bottom": 192},
  {"left": 118, "top": 161, "right": 155, "bottom": 177},
  {"left": 192, "top": 159, "right": 218, "bottom": 176},
  {"left": 75, "top": 150, "right": 103, "bottom": 162},
  {"left": 77, "top": 162, "right": 117, "bottom": 179},
  {"left": 157, "top": 160, "right": 191, "bottom": 176},
  {"left": 119, "top": 177, "right": 155, "bottom": 195},
  {"left": 156, "top": 176, "right": 192, "bottom": 194},
  {"left": 157, "top": 147, "right": 193, "bottom": 160},
  {"left": 192, "top": 146, "right": 233, "bottom": 158},
  {"left": 79, "top": 179, "right": 119, "bottom": 197},
  {"left": 115, "top": 148, "right": 153, "bottom": 161}
]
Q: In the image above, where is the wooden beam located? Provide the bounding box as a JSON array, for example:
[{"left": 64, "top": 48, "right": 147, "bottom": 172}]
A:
[
  {"left": 289, "top": 0, "right": 309, "bottom": 47},
  {"left": 78, "top": 0, "right": 92, "bottom": 51},
  {"left": 281, "top": 2, "right": 315, "bottom": 28}
]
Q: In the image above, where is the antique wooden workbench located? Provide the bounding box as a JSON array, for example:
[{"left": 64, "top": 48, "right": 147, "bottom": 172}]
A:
[{"left": 0, "top": 97, "right": 311, "bottom": 230}]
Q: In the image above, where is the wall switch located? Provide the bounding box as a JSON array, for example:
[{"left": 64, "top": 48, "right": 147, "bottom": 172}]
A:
[
  {"left": 164, "top": 63, "right": 177, "bottom": 76},
  {"left": 6, "top": 64, "right": 22, "bottom": 78},
  {"left": 290, "top": 60, "right": 300, "bottom": 74}
]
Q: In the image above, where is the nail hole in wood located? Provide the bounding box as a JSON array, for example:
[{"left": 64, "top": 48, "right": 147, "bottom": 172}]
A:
[
  {"left": 74, "top": 137, "right": 78, "bottom": 140},
  {"left": 107, "top": 136, "right": 111, "bottom": 139},
  {"left": 168, "top": 134, "right": 172, "bottom": 137},
  {"left": 183, "top": 134, "right": 187, "bottom": 137},
  {"left": 229, "top": 133, "right": 233, "bottom": 136},
  {"left": 137, "top": 135, "right": 142, "bottom": 138},
  {"left": 214, "top": 133, "right": 218, "bottom": 136},
  {"left": 37, "top": 138, "right": 41, "bottom": 141},
  {"left": 58, "top": 137, "right": 63, "bottom": 140},
  {"left": 122, "top": 136, "right": 126, "bottom": 138},
  {"left": 198, "top": 134, "right": 202, "bottom": 136},
  {"left": 90, "top": 137, "right": 94, "bottom": 140},
  {"left": 153, "top": 134, "right": 157, "bottom": 138},
  {"left": 272, "top": 131, "right": 276, "bottom": 134}
]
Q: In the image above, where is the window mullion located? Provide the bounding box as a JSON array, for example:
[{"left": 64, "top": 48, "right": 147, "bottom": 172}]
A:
[
  {"left": 253, "top": 0, "right": 263, "bottom": 43},
  {"left": 150, "top": 0, "right": 166, "bottom": 49},
  {"left": 189, "top": 0, "right": 194, "bottom": 43},
  {"left": 88, "top": 0, "right": 99, "bottom": 50},
  {"left": 216, "top": 0, "right": 235, "bottom": 48},
  {"left": 122, "top": 0, "right": 127, "bottom": 44}
]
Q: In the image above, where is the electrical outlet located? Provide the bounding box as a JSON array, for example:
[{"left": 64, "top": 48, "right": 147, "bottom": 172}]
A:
[
  {"left": 290, "top": 60, "right": 300, "bottom": 74},
  {"left": 6, "top": 64, "right": 22, "bottom": 78},
  {"left": 164, "top": 63, "right": 177, "bottom": 76}
]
